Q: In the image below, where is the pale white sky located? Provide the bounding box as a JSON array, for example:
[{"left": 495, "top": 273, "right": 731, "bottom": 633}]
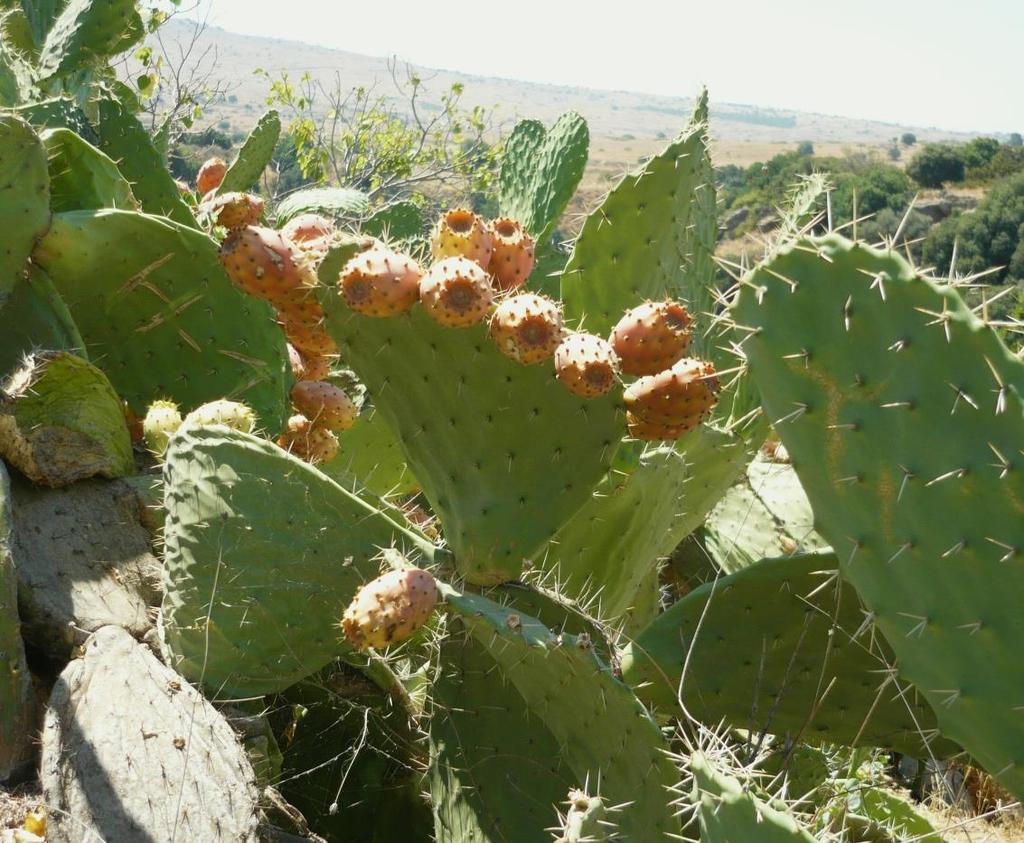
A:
[{"left": 186, "top": 0, "right": 1022, "bottom": 134}]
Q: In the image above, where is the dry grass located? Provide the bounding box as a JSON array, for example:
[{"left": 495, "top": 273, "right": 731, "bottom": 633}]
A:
[{"left": 0, "top": 784, "right": 41, "bottom": 831}]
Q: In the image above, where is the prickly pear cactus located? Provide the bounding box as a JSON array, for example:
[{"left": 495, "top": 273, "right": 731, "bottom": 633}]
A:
[
  {"left": 217, "top": 109, "right": 280, "bottom": 195},
  {"left": 499, "top": 111, "right": 589, "bottom": 245},
  {"left": 41, "top": 626, "right": 260, "bottom": 842},
  {"left": 434, "top": 584, "right": 681, "bottom": 840},
  {"left": 0, "top": 114, "right": 49, "bottom": 307},
  {"left": 733, "top": 233, "right": 1024, "bottom": 797},
  {"left": 0, "top": 351, "right": 133, "bottom": 487},
  {"left": 689, "top": 752, "right": 820, "bottom": 843},
  {"left": 32, "top": 209, "right": 290, "bottom": 426},
  {"left": 621, "top": 552, "right": 953, "bottom": 756},
  {"left": 37, "top": 0, "right": 142, "bottom": 80},
  {"left": 161, "top": 425, "right": 439, "bottom": 695},
  {"left": 560, "top": 90, "right": 716, "bottom": 349},
  {"left": 319, "top": 289, "right": 622, "bottom": 585},
  {"left": 92, "top": 92, "right": 196, "bottom": 227},
  {"left": 41, "top": 126, "right": 136, "bottom": 212},
  {"left": 0, "top": 266, "right": 86, "bottom": 375}
]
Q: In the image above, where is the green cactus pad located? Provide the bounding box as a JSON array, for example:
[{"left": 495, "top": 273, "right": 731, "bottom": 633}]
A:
[
  {"left": 0, "top": 461, "right": 35, "bottom": 780},
  {"left": 439, "top": 585, "right": 681, "bottom": 839},
  {"left": 733, "top": 233, "right": 1024, "bottom": 796},
  {"left": 536, "top": 429, "right": 749, "bottom": 626},
  {"left": 217, "top": 109, "right": 280, "bottom": 195},
  {"left": 32, "top": 208, "right": 290, "bottom": 427},
  {"left": 319, "top": 293, "right": 622, "bottom": 585},
  {"left": 690, "top": 752, "right": 820, "bottom": 843},
  {"left": 555, "top": 790, "right": 613, "bottom": 842},
  {"left": 702, "top": 456, "right": 829, "bottom": 574},
  {"left": 0, "top": 114, "right": 49, "bottom": 308},
  {"left": 621, "top": 553, "right": 954, "bottom": 757},
  {"left": 161, "top": 425, "right": 439, "bottom": 696},
  {"left": 37, "top": 0, "right": 142, "bottom": 79},
  {"left": 325, "top": 406, "right": 418, "bottom": 498},
  {"left": 274, "top": 187, "right": 370, "bottom": 226},
  {"left": 92, "top": 93, "right": 196, "bottom": 227},
  {"left": 0, "top": 266, "right": 85, "bottom": 376},
  {"left": 499, "top": 112, "right": 589, "bottom": 244},
  {"left": 13, "top": 96, "right": 93, "bottom": 138},
  {"left": 0, "top": 351, "right": 133, "bottom": 487},
  {"left": 431, "top": 627, "right": 575, "bottom": 842},
  {"left": 560, "top": 93, "right": 716, "bottom": 345},
  {"left": 363, "top": 200, "right": 424, "bottom": 245},
  {"left": 41, "top": 127, "right": 136, "bottom": 212}
]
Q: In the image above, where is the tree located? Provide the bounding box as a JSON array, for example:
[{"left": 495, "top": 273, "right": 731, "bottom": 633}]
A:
[
  {"left": 901, "top": 132, "right": 917, "bottom": 146},
  {"left": 960, "top": 137, "right": 1001, "bottom": 170},
  {"left": 906, "top": 144, "right": 965, "bottom": 188},
  {"left": 796, "top": 140, "right": 814, "bottom": 156},
  {"left": 257, "top": 61, "right": 500, "bottom": 209},
  {"left": 922, "top": 170, "right": 1024, "bottom": 285},
  {"left": 888, "top": 143, "right": 901, "bottom": 161},
  {"left": 1009, "top": 133, "right": 1023, "bottom": 148}
]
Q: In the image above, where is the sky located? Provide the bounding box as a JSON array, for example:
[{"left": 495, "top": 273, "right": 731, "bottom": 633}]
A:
[{"left": 185, "top": 0, "right": 1022, "bottom": 134}]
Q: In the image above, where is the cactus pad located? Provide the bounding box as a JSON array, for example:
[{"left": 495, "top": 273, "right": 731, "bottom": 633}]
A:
[
  {"left": 690, "top": 752, "right": 819, "bottom": 843},
  {"left": 622, "top": 552, "right": 952, "bottom": 757},
  {"left": 0, "top": 114, "right": 49, "bottom": 307},
  {"left": 439, "top": 585, "right": 681, "bottom": 839},
  {"left": 33, "top": 208, "right": 290, "bottom": 426},
  {"left": 499, "top": 112, "right": 589, "bottom": 244},
  {"left": 0, "top": 351, "right": 133, "bottom": 487},
  {"left": 218, "top": 109, "right": 280, "bottom": 195},
  {"left": 320, "top": 290, "right": 622, "bottom": 584},
  {"left": 733, "top": 233, "right": 1024, "bottom": 796},
  {"left": 560, "top": 93, "right": 715, "bottom": 344},
  {"left": 41, "top": 127, "right": 136, "bottom": 212},
  {"left": 161, "top": 425, "right": 439, "bottom": 696}
]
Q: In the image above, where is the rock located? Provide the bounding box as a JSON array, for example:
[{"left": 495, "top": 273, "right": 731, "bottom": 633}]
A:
[
  {"left": 755, "top": 213, "right": 777, "bottom": 232},
  {"left": 720, "top": 207, "right": 750, "bottom": 239},
  {"left": 0, "top": 463, "right": 34, "bottom": 782},
  {"left": 9, "top": 477, "right": 161, "bottom": 661},
  {"left": 41, "top": 625, "right": 261, "bottom": 842},
  {"left": 914, "top": 198, "right": 953, "bottom": 222}
]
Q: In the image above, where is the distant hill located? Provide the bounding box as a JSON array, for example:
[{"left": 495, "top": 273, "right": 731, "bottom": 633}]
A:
[{"left": 159, "top": 18, "right": 976, "bottom": 146}]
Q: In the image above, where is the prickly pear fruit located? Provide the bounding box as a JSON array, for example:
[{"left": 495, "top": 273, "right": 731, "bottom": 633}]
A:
[
  {"left": 290, "top": 381, "right": 358, "bottom": 431},
  {"left": 623, "top": 357, "right": 719, "bottom": 427},
  {"left": 182, "top": 400, "right": 256, "bottom": 434},
  {"left": 340, "top": 568, "right": 438, "bottom": 651},
  {"left": 196, "top": 157, "right": 227, "bottom": 195},
  {"left": 609, "top": 301, "right": 694, "bottom": 376},
  {"left": 218, "top": 226, "right": 314, "bottom": 305},
  {"left": 489, "top": 292, "right": 564, "bottom": 364},
  {"left": 204, "top": 192, "right": 265, "bottom": 231},
  {"left": 281, "top": 213, "right": 335, "bottom": 245},
  {"left": 554, "top": 332, "right": 619, "bottom": 398},
  {"left": 419, "top": 256, "right": 494, "bottom": 327},
  {"left": 625, "top": 411, "right": 691, "bottom": 441},
  {"left": 298, "top": 350, "right": 333, "bottom": 382},
  {"left": 430, "top": 208, "right": 493, "bottom": 268},
  {"left": 281, "top": 318, "right": 338, "bottom": 359},
  {"left": 277, "top": 413, "right": 339, "bottom": 464},
  {"left": 142, "top": 399, "right": 183, "bottom": 455},
  {"left": 338, "top": 246, "right": 422, "bottom": 317},
  {"left": 487, "top": 217, "right": 536, "bottom": 291}
]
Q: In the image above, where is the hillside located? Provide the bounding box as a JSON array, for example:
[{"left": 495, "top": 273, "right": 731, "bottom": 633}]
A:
[{"left": 158, "top": 18, "right": 977, "bottom": 150}]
